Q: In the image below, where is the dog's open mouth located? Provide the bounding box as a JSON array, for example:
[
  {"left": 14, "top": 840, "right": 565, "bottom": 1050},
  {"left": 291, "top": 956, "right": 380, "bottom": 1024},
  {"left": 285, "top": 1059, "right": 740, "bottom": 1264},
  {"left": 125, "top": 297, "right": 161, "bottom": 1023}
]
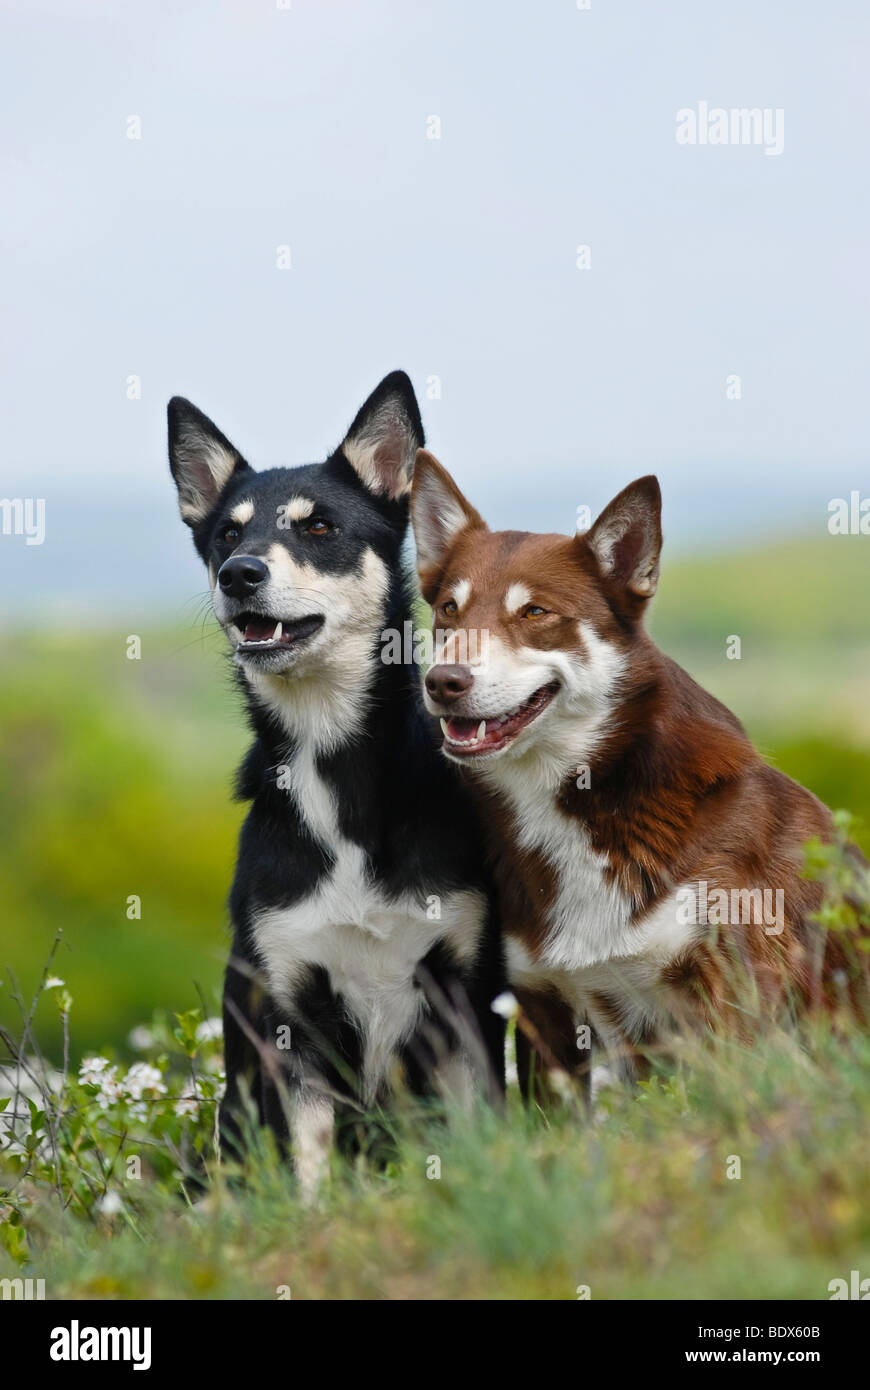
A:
[
  {"left": 439, "top": 681, "right": 560, "bottom": 757},
  {"left": 234, "top": 613, "right": 325, "bottom": 653}
]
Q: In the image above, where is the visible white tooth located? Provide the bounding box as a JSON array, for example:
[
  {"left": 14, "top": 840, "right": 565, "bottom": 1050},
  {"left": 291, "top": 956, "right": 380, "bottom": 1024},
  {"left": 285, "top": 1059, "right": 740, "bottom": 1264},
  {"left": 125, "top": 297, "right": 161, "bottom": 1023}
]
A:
[
  {"left": 477, "top": 721, "right": 486, "bottom": 740},
  {"left": 273, "top": 621, "right": 283, "bottom": 640},
  {"left": 440, "top": 718, "right": 449, "bottom": 737}
]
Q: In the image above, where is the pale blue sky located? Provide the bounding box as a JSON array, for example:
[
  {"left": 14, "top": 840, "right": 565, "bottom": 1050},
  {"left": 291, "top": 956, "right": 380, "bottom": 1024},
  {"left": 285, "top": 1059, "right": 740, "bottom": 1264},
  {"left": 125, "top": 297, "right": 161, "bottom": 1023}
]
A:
[{"left": 1, "top": 0, "right": 867, "bottom": 618}]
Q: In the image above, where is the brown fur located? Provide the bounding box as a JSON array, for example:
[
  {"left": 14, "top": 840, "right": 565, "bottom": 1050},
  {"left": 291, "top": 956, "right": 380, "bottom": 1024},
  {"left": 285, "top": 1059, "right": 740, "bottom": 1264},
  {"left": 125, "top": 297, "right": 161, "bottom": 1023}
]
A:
[{"left": 411, "top": 456, "right": 868, "bottom": 1076}]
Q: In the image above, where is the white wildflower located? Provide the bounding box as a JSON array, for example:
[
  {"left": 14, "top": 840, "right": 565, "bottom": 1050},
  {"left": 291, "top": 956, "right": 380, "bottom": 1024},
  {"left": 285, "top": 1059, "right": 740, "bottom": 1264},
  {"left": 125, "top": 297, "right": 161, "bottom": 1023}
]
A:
[
  {"left": 123, "top": 1062, "right": 166, "bottom": 1101},
  {"left": 175, "top": 1081, "right": 202, "bottom": 1119},
  {"left": 127, "top": 1025, "right": 155, "bottom": 1051},
  {"left": 547, "top": 1068, "right": 574, "bottom": 1101},
  {"left": 44, "top": 976, "right": 65, "bottom": 990},
  {"left": 78, "top": 1056, "right": 112, "bottom": 1087},
  {"left": 97, "top": 1072, "right": 124, "bottom": 1109},
  {"left": 97, "top": 1191, "right": 123, "bottom": 1216},
  {"left": 195, "top": 1017, "right": 223, "bottom": 1044},
  {"left": 491, "top": 991, "right": 519, "bottom": 1020},
  {"left": 79, "top": 1060, "right": 124, "bottom": 1109}
]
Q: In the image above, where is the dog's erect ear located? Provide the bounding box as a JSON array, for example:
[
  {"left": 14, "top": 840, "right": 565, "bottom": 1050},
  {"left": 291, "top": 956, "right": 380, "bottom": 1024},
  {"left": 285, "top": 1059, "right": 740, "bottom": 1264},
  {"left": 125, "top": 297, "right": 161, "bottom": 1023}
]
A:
[
  {"left": 339, "top": 371, "right": 424, "bottom": 500},
  {"left": 410, "top": 449, "right": 487, "bottom": 594},
  {"left": 582, "top": 476, "right": 662, "bottom": 600},
  {"left": 168, "top": 398, "right": 251, "bottom": 526}
]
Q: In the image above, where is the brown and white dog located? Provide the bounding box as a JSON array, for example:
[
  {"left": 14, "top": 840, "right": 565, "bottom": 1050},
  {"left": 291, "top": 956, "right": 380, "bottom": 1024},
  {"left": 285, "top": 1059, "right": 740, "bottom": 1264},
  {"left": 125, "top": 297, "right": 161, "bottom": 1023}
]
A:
[{"left": 410, "top": 451, "right": 864, "bottom": 1086}]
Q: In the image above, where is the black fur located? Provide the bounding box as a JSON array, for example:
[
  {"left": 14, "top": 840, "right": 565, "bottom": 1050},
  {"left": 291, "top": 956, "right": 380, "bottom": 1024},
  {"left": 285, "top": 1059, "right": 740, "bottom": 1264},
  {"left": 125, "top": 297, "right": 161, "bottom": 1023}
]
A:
[{"left": 168, "top": 372, "right": 505, "bottom": 1175}]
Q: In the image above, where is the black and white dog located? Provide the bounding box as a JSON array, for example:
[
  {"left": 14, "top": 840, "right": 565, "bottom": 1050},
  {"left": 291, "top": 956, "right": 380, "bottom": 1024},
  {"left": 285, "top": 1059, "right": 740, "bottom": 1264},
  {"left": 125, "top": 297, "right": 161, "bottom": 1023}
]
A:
[{"left": 168, "top": 372, "right": 504, "bottom": 1193}]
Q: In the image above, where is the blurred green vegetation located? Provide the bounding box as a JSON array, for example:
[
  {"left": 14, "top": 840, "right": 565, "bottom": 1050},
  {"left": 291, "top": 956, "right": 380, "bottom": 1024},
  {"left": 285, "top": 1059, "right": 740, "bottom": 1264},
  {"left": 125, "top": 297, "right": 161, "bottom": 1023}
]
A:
[
  {"left": 651, "top": 531, "right": 870, "bottom": 851},
  {"left": 0, "top": 624, "right": 245, "bottom": 1059},
  {"left": 1, "top": 532, "right": 868, "bottom": 1058}
]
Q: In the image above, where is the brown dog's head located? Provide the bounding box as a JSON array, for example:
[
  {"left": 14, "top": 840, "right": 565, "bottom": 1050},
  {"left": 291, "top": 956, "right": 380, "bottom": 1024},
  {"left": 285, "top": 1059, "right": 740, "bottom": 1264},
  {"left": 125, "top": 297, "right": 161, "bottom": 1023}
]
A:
[{"left": 409, "top": 449, "right": 662, "bottom": 767}]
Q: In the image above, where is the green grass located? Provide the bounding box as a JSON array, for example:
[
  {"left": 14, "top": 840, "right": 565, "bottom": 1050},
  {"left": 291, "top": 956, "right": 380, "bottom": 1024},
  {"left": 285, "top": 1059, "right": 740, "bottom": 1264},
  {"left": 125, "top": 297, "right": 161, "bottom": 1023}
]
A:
[{"left": 4, "top": 1016, "right": 869, "bottom": 1300}]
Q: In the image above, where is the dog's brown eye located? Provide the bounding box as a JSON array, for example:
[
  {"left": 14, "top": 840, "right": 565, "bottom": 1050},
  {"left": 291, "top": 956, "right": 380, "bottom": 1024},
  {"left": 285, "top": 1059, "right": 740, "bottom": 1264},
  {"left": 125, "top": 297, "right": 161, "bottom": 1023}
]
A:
[
  {"left": 222, "top": 525, "right": 240, "bottom": 544},
  {"left": 442, "top": 599, "right": 458, "bottom": 616},
  {"left": 307, "top": 519, "right": 330, "bottom": 536},
  {"left": 523, "top": 604, "right": 547, "bottom": 619}
]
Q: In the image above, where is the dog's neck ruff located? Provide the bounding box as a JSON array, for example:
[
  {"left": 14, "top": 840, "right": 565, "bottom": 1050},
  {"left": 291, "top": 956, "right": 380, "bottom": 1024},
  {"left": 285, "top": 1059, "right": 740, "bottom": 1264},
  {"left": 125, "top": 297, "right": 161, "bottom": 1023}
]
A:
[
  {"left": 241, "top": 587, "right": 427, "bottom": 849},
  {"left": 246, "top": 655, "right": 378, "bottom": 757}
]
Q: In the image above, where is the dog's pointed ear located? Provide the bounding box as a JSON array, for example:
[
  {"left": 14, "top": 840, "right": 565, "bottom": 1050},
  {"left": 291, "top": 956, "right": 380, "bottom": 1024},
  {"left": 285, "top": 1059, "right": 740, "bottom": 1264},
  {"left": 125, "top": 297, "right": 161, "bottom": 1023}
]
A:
[
  {"left": 168, "top": 397, "right": 251, "bottom": 526},
  {"left": 338, "top": 370, "right": 424, "bottom": 500},
  {"left": 410, "top": 449, "right": 487, "bottom": 596},
  {"left": 581, "top": 476, "right": 662, "bottom": 600}
]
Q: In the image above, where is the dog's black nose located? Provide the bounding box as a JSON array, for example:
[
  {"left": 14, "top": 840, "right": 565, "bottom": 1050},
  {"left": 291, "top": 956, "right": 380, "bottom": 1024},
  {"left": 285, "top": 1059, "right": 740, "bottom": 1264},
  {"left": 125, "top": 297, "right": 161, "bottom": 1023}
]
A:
[
  {"left": 218, "top": 555, "right": 269, "bottom": 598},
  {"left": 425, "top": 664, "right": 474, "bottom": 705}
]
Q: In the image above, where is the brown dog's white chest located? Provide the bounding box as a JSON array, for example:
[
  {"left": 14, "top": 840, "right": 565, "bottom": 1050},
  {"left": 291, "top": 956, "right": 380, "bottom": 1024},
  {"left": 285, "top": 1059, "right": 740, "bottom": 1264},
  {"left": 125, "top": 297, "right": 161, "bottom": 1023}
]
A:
[{"left": 495, "top": 773, "right": 700, "bottom": 1035}]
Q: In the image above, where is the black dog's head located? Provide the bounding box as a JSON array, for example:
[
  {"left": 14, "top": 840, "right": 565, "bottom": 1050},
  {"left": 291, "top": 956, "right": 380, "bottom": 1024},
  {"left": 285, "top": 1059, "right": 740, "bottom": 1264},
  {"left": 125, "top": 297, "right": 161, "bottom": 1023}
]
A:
[{"left": 168, "top": 372, "right": 423, "bottom": 734}]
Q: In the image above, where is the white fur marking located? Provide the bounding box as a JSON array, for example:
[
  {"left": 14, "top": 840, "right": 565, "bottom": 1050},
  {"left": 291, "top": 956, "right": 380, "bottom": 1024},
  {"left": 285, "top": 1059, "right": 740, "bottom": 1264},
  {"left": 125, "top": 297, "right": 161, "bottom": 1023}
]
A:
[
  {"left": 504, "top": 583, "right": 531, "bottom": 615},
  {"left": 290, "top": 1092, "right": 334, "bottom": 1203},
  {"left": 253, "top": 873, "right": 485, "bottom": 1106},
  {"left": 452, "top": 578, "right": 471, "bottom": 611},
  {"left": 250, "top": 689, "right": 486, "bottom": 1103},
  {"left": 285, "top": 496, "right": 315, "bottom": 522}
]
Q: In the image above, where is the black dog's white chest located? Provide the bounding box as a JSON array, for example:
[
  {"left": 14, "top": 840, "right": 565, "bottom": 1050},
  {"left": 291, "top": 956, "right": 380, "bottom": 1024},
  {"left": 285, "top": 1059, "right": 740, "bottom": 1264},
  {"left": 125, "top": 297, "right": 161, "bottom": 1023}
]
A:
[{"left": 250, "top": 746, "right": 485, "bottom": 1101}]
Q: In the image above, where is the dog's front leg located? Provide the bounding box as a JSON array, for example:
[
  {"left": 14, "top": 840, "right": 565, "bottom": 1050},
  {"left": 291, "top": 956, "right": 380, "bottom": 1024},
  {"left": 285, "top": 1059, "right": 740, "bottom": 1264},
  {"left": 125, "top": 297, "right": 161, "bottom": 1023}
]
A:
[
  {"left": 256, "top": 1019, "right": 336, "bottom": 1202},
  {"left": 287, "top": 1086, "right": 334, "bottom": 1204},
  {"left": 432, "top": 1052, "right": 477, "bottom": 1111}
]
